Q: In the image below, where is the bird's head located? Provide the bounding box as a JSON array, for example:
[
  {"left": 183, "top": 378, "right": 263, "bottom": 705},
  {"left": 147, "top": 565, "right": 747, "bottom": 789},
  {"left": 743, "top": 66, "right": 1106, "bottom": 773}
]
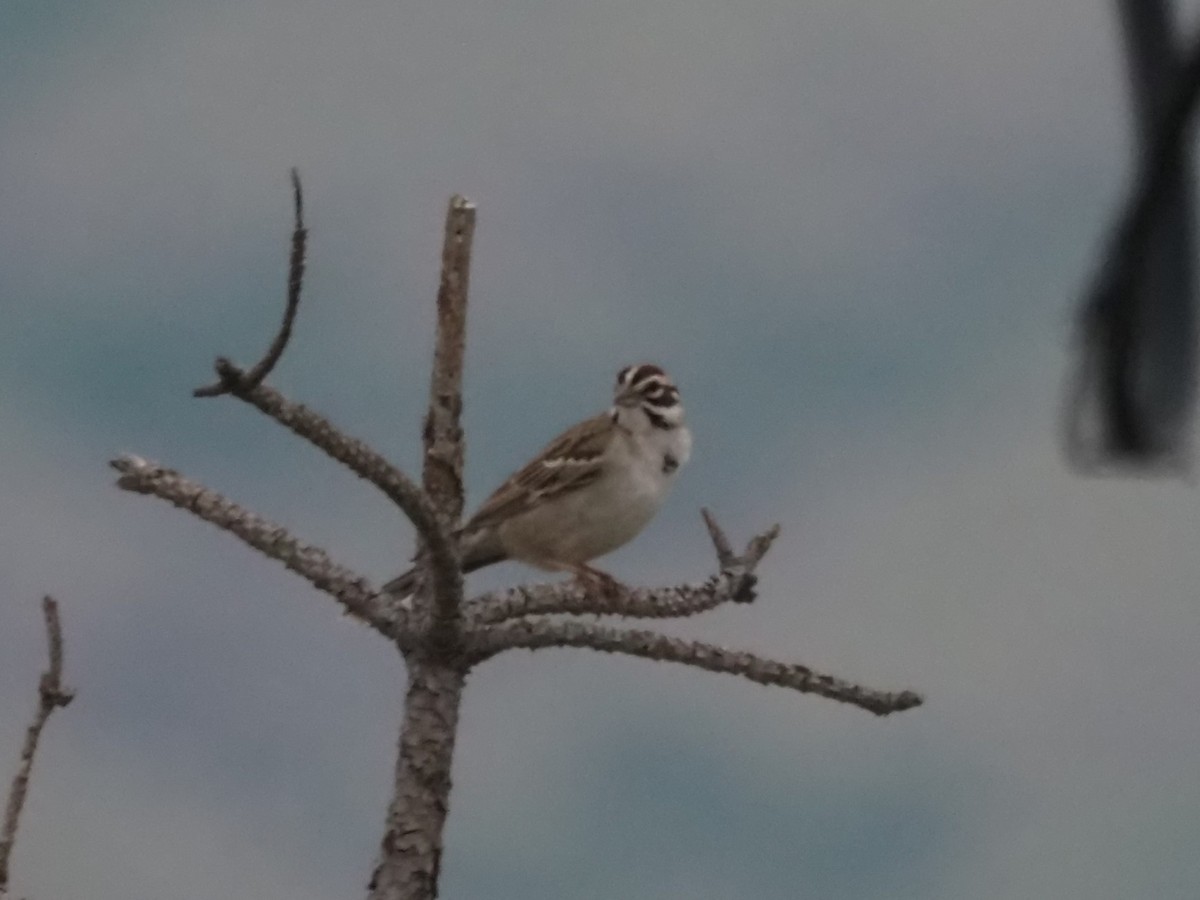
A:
[{"left": 612, "top": 363, "right": 685, "bottom": 431}]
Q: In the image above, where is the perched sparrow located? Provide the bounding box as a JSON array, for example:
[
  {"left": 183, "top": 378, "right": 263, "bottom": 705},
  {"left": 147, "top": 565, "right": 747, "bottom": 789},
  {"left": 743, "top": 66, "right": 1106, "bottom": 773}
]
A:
[{"left": 384, "top": 363, "right": 692, "bottom": 596}]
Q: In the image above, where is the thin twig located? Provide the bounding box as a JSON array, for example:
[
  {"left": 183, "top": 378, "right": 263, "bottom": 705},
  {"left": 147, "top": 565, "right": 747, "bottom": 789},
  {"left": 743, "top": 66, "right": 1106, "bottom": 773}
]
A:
[
  {"left": 195, "top": 168, "right": 308, "bottom": 398},
  {"left": 420, "top": 196, "right": 476, "bottom": 645},
  {"left": 701, "top": 507, "right": 736, "bottom": 568},
  {"left": 467, "top": 619, "right": 922, "bottom": 717},
  {"left": 110, "top": 455, "right": 406, "bottom": 638},
  {"left": 0, "top": 598, "right": 74, "bottom": 893}
]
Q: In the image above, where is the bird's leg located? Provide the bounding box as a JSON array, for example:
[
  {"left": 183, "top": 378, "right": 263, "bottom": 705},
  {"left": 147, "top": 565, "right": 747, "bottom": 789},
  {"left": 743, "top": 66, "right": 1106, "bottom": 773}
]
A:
[{"left": 568, "top": 563, "right": 626, "bottom": 597}]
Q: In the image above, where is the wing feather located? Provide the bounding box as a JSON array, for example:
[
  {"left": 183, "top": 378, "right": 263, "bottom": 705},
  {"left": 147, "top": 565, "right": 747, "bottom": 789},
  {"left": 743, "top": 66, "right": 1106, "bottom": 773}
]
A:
[{"left": 465, "top": 413, "right": 613, "bottom": 532}]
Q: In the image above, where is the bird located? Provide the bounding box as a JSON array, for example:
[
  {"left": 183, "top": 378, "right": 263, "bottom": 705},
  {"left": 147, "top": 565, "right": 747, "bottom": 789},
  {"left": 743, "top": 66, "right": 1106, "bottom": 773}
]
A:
[{"left": 383, "top": 363, "right": 692, "bottom": 597}]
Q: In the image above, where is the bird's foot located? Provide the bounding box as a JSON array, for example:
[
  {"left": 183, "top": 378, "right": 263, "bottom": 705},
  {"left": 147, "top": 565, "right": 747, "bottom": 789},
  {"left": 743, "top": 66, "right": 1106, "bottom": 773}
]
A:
[{"left": 572, "top": 565, "right": 626, "bottom": 597}]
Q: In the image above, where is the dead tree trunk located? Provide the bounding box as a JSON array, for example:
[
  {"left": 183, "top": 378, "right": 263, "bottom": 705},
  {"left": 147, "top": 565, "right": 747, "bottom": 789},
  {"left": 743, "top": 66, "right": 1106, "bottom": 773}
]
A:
[{"left": 369, "top": 658, "right": 465, "bottom": 898}]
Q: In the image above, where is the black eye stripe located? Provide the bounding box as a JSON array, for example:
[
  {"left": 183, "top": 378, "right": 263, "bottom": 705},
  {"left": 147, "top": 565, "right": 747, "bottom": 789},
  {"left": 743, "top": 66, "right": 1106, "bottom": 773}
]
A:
[
  {"left": 642, "top": 382, "right": 678, "bottom": 398},
  {"left": 642, "top": 393, "right": 679, "bottom": 408}
]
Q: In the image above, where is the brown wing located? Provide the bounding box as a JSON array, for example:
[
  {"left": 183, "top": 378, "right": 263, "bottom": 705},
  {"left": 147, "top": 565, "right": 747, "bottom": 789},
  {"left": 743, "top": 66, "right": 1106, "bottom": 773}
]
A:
[{"left": 464, "top": 413, "right": 613, "bottom": 533}]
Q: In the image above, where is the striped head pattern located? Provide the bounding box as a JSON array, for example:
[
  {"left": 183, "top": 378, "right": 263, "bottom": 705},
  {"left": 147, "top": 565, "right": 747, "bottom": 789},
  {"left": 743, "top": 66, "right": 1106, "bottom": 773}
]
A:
[{"left": 613, "top": 363, "right": 684, "bottom": 430}]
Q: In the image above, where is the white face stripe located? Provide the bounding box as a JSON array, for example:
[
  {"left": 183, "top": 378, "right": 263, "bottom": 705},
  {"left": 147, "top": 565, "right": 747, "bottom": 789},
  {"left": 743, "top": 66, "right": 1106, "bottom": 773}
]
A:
[
  {"left": 610, "top": 364, "right": 685, "bottom": 432},
  {"left": 617, "top": 363, "right": 669, "bottom": 389},
  {"left": 615, "top": 365, "right": 677, "bottom": 393}
]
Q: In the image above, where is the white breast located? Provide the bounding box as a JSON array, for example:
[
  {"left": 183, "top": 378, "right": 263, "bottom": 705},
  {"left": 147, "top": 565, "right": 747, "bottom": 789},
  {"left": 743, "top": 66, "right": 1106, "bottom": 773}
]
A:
[{"left": 498, "top": 423, "right": 691, "bottom": 568}]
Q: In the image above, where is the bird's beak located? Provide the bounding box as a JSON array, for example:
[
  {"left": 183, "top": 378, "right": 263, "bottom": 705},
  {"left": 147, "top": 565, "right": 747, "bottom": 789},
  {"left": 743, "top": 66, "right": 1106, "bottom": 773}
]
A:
[{"left": 614, "top": 385, "right": 641, "bottom": 407}]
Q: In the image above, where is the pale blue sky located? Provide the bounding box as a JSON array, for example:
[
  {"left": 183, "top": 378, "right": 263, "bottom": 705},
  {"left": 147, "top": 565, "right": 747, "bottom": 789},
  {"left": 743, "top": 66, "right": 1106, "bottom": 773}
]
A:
[{"left": 3, "top": 1, "right": 1200, "bottom": 898}]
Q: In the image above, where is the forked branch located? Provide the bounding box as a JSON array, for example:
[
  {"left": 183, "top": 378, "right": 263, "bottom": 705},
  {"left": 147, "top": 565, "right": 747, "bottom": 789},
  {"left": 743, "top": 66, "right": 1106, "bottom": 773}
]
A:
[
  {"left": 202, "top": 379, "right": 451, "bottom": 568},
  {"left": 110, "top": 455, "right": 405, "bottom": 638},
  {"left": 465, "top": 511, "right": 779, "bottom": 624},
  {"left": 0, "top": 598, "right": 74, "bottom": 894},
  {"left": 467, "top": 619, "right": 922, "bottom": 717},
  {"left": 187, "top": 172, "right": 455, "bottom": 600}
]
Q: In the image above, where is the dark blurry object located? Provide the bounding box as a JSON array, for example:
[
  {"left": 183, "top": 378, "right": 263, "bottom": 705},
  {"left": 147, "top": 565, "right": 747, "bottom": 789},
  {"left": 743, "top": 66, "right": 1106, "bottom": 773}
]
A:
[{"left": 1065, "top": 1, "right": 1200, "bottom": 472}]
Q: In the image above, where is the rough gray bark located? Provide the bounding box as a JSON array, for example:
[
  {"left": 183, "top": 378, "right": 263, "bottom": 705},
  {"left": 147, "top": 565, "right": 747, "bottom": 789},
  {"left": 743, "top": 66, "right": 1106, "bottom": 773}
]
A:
[
  {"left": 0, "top": 598, "right": 73, "bottom": 896},
  {"left": 111, "top": 182, "right": 923, "bottom": 900},
  {"left": 467, "top": 620, "right": 921, "bottom": 717},
  {"left": 368, "top": 659, "right": 465, "bottom": 899},
  {"left": 419, "top": 196, "right": 474, "bottom": 646},
  {"left": 110, "top": 455, "right": 406, "bottom": 638}
]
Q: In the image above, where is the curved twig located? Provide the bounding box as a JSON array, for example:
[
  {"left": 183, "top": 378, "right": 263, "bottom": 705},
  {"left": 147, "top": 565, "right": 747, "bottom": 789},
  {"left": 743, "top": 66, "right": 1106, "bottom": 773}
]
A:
[{"left": 195, "top": 168, "right": 308, "bottom": 398}]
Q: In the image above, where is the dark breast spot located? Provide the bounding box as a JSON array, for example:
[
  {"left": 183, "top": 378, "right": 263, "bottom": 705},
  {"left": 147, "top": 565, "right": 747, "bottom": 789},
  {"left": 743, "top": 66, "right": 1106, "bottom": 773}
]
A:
[{"left": 662, "top": 453, "right": 679, "bottom": 474}]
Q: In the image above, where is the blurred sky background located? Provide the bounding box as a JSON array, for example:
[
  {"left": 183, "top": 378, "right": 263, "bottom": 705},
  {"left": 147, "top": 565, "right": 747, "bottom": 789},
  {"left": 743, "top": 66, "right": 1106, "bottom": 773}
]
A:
[{"left": 3, "top": 1, "right": 1200, "bottom": 898}]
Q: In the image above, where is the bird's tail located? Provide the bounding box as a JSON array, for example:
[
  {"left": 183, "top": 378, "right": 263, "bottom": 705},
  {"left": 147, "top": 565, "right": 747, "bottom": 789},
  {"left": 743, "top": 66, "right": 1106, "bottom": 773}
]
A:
[
  {"left": 381, "top": 536, "right": 506, "bottom": 599},
  {"left": 381, "top": 568, "right": 420, "bottom": 598}
]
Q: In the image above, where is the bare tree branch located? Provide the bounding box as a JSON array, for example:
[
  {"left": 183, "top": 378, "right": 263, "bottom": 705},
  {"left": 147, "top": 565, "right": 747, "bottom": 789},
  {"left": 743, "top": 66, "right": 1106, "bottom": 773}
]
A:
[
  {"left": 109, "top": 454, "right": 404, "bottom": 638},
  {"left": 205, "top": 378, "right": 451, "bottom": 563},
  {"left": 468, "top": 619, "right": 922, "bottom": 717},
  {"left": 466, "top": 571, "right": 751, "bottom": 625},
  {"left": 195, "top": 168, "right": 308, "bottom": 398},
  {"left": 1066, "top": 9, "right": 1200, "bottom": 468},
  {"left": 187, "top": 173, "right": 455, "bottom": 607},
  {"left": 465, "top": 514, "right": 780, "bottom": 624},
  {"left": 419, "top": 196, "right": 475, "bottom": 645},
  {"left": 0, "top": 598, "right": 74, "bottom": 894}
]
